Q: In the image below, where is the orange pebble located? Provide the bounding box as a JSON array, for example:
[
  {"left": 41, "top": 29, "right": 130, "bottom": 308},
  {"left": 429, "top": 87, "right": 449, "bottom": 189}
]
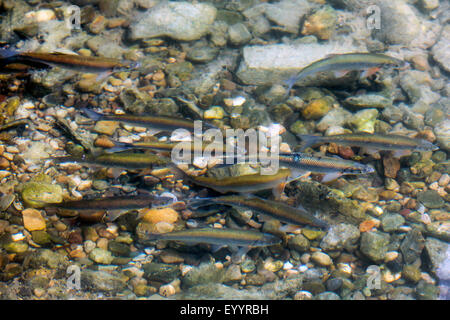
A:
[
  {"left": 359, "top": 220, "right": 377, "bottom": 232},
  {"left": 141, "top": 207, "right": 178, "bottom": 224}
]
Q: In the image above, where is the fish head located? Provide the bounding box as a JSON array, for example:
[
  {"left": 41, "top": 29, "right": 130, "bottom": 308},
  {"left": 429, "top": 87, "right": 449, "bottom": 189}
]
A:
[
  {"left": 255, "top": 233, "right": 282, "bottom": 247},
  {"left": 416, "top": 139, "right": 439, "bottom": 152},
  {"left": 343, "top": 162, "right": 375, "bottom": 175},
  {"left": 391, "top": 59, "right": 409, "bottom": 70}
]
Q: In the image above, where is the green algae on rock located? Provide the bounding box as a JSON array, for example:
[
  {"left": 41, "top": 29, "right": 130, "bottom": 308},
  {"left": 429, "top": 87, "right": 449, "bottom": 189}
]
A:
[{"left": 21, "top": 181, "right": 63, "bottom": 208}]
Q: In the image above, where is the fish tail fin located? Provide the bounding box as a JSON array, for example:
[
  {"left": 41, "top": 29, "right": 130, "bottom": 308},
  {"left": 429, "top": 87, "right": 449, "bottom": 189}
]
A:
[
  {"left": 187, "top": 197, "right": 216, "bottom": 209},
  {"left": 106, "top": 140, "right": 134, "bottom": 153},
  {"left": 297, "top": 134, "right": 322, "bottom": 151},
  {"left": 314, "top": 211, "right": 330, "bottom": 230},
  {"left": 0, "top": 48, "right": 20, "bottom": 59},
  {"left": 284, "top": 75, "right": 298, "bottom": 96},
  {"left": 82, "top": 107, "right": 104, "bottom": 121}
]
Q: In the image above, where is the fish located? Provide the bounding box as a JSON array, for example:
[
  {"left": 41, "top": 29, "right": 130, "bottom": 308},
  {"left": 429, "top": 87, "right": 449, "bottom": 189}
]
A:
[
  {"left": 188, "top": 195, "right": 329, "bottom": 229},
  {"left": 0, "top": 119, "right": 31, "bottom": 131},
  {"left": 297, "top": 133, "right": 439, "bottom": 157},
  {"left": 0, "top": 60, "right": 50, "bottom": 74},
  {"left": 142, "top": 227, "right": 281, "bottom": 248},
  {"left": 106, "top": 139, "right": 224, "bottom": 154},
  {"left": 44, "top": 194, "right": 173, "bottom": 221},
  {"left": 46, "top": 194, "right": 172, "bottom": 211},
  {"left": 276, "top": 153, "right": 375, "bottom": 182},
  {"left": 285, "top": 52, "right": 406, "bottom": 94},
  {"left": 171, "top": 165, "right": 293, "bottom": 198},
  {"left": 82, "top": 108, "right": 217, "bottom": 133},
  {"left": 214, "top": 153, "right": 374, "bottom": 183},
  {"left": 0, "top": 48, "right": 136, "bottom": 74},
  {"left": 51, "top": 152, "right": 170, "bottom": 170}
]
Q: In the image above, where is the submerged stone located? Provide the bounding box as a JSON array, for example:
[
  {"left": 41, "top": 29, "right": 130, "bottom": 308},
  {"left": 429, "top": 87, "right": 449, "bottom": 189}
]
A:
[
  {"left": 360, "top": 231, "right": 390, "bottom": 263},
  {"left": 130, "top": 2, "right": 217, "bottom": 41}
]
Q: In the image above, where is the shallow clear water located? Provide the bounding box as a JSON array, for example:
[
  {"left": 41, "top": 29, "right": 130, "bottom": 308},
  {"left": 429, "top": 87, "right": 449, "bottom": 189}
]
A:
[{"left": 0, "top": 0, "right": 448, "bottom": 301}]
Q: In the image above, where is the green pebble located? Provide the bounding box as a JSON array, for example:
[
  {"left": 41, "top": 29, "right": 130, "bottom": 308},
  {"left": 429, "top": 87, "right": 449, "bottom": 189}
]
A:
[
  {"left": 31, "top": 231, "right": 52, "bottom": 246},
  {"left": 288, "top": 234, "right": 310, "bottom": 252},
  {"left": 4, "top": 241, "right": 29, "bottom": 253},
  {"left": 108, "top": 241, "right": 131, "bottom": 257},
  {"left": 402, "top": 265, "right": 422, "bottom": 283},
  {"left": 240, "top": 259, "right": 256, "bottom": 273},
  {"left": 417, "top": 190, "right": 444, "bottom": 209},
  {"left": 381, "top": 214, "right": 405, "bottom": 232},
  {"left": 21, "top": 181, "right": 63, "bottom": 208},
  {"left": 89, "top": 248, "right": 114, "bottom": 264}
]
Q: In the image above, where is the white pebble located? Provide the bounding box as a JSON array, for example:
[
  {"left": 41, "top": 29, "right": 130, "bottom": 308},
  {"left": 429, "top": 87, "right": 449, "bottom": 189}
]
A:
[
  {"left": 429, "top": 182, "right": 439, "bottom": 190},
  {"left": 417, "top": 204, "right": 426, "bottom": 214},
  {"left": 55, "top": 109, "right": 68, "bottom": 118},
  {"left": 438, "top": 174, "right": 449, "bottom": 187},
  {"left": 159, "top": 284, "right": 176, "bottom": 297},
  {"left": 181, "top": 265, "right": 193, "bottom": 276},
  {"left": 22, "top": 101, "right": 35, "bottom": 109},
  {"left": 294, "top": 291, "right": 313, "bottom": 300},
  {"left": 384, "top": 251, "right": 399, "bottom": 262},
  {"left": 11, "top": 232, "right": 25, "bottom": 241},
  {"left": 279, "top": 143, "right": 291, "bottom": 153},
  {"left": 283, "top": 261, "right": 294, "bottom": 270},
  {"left": 144, "top": 247, "right": 155, "bottom": 255},
  {"left": 337, "top": 263, "right": 352, "bottom": 276},
  {"left": 421, "top": 213, "right": 432, "bottom": 225},
  {"left": 298, "top": 265, "right": 308, "bottom": 272}
]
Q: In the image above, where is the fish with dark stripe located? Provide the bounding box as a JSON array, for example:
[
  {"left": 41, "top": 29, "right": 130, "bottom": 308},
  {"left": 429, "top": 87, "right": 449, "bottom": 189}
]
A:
[
  {"left": 142, "top": 227, "right": 281, "bottom": 248},
  {"left": 285, "top": 52, "right": 406, "bottom": 93},
  {"left": 189, "top": 195, "right": 329, "bottom": 229},
  {"left": 52, "top": 152, "right": 170, "bottom": 169},
  {"left": 82, "top": 108, "right": 217, "bottom": 133},
  {"left": 298, "top": 133, "right": 438, "bottom": 157}
]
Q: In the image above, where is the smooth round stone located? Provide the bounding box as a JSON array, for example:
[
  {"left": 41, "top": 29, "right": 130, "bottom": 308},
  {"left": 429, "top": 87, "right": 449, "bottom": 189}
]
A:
[
  {"left": 311, "top": 252, "right": 333, "bottom": 267},
  {"left": 325, "top": 278, "right": 343, "bottom": 292},
  {"left": 315, "top": 291, "right": 341, "bottom": 300}
]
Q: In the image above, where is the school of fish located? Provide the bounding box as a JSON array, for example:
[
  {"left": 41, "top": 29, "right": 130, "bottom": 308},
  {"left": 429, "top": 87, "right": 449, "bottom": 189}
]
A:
[{"left": 1, "top": 48, "right": 440, "bottom": 252}]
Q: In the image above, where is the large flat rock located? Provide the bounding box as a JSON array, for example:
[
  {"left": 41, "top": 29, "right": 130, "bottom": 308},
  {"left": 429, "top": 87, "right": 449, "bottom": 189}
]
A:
[{"left": 235, "top": 42, "right": 362, "bottom": 86}]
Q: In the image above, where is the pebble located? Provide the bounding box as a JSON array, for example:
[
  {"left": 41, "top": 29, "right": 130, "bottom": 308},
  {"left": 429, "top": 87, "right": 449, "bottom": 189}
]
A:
[
  {"left": 294, "top": 290, "right": 313, "bottom": 300},
  {"left": 22, "top": 208, "right": 46, "bottom": 232},
  {"left": 263, "top": 259, "right": 283, "bottom": 273},
  {"left": 94, "top": 121, "right": 119, "bottom": 136},
  {"left": 89, "top": 248, "right": 114, "bottom": 265},
  {"left": 83, "top": 240, "right": 97, "bottom": 254},
  {"left": 438, "top": 174, "right": 449, "bottom": 187},
  {"left": 417, "top": 190, "right": 444, "bottom": 208},
  {"left": 301, "top": 98, "right": 332, "bottom": 120},
  {"left": 311, "top": 252, "right": 333, "bottom": 267},
  {"left": 301, "top": 5, "right": 337, "bottom": 40},
  {"left": 140, "top": 207, "right": 179, "bottom": 224},
  {"left": 204, "top": 106, "right": 225, "bottom": 120}
]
